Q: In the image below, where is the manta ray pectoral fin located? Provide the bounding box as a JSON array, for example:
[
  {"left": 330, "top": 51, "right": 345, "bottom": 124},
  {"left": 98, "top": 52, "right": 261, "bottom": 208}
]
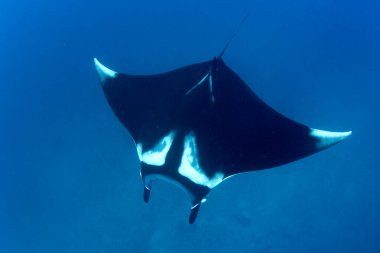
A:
[
  {"left": 93, "top": 49, "right": 352, "bottom": 223},
  {"left": 94, "top": 58, "right": 118, "bottom": 83},
  {"left": 309, "top": 128, "right": 352, "bottom": 150}
]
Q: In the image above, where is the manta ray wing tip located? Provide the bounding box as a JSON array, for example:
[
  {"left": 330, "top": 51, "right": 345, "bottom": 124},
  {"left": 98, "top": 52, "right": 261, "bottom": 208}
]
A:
[
  {"left": 310, "top": 128, "right": 352, "bottom": 150},
  {"left": 93, "top": 58, "right": 118, "bottom": 84}
]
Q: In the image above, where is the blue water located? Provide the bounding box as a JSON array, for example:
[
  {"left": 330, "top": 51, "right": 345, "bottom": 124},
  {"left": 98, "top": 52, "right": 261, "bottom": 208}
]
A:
[{"left": 1, "top": 0, "right": 379, "bottom": 252}]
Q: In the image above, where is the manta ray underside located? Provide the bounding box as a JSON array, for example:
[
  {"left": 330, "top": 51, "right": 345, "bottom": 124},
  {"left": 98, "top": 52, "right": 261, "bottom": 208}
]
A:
[{"left": 94, "top": 55, "right": 351, "bottom": 223}]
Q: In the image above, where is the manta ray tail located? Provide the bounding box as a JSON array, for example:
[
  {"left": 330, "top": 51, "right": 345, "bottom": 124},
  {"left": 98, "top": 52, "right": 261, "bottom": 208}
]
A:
[{"left": 217, "top": 10, "right": 252, "bottom": 61}]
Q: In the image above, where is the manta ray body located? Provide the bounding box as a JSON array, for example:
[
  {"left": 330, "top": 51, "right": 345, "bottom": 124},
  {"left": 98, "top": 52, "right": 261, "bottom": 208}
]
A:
[{"left": 94, "top": 52, "right": 351, "bottom": 223}]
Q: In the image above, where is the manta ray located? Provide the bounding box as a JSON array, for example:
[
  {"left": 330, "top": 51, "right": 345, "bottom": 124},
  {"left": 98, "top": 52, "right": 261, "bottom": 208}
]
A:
[{"left": 94, "top": 29, "right": 351, "bottom": 224}]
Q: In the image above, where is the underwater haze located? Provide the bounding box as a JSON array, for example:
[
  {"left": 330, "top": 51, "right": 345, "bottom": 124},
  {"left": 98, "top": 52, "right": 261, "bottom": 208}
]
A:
[{"left": 1, "top": 0, "right": 379, "bottom": 252}]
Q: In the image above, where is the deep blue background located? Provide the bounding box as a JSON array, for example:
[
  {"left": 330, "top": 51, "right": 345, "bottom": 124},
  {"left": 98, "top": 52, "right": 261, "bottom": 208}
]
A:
[{"left": 1, "top": 0, "right": 379, "bottom": 252}]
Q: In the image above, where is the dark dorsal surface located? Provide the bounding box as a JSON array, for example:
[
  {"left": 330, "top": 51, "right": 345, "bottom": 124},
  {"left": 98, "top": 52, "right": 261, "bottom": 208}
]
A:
[
  {"left": 101, "top": 61, "right": 211, "bottom": 147},
  {"left": 94, "top": 57, "right": 351, "bottom": 223}
]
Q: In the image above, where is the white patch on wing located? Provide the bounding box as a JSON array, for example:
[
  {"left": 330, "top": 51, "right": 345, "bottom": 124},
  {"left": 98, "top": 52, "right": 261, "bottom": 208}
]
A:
[
  {"left": 94, "top": 58, "right": 118, "bottom": 83},
  {"left": 178, "top": 132, "right": 224, "bottom": 188},
  {"left": 136, "top": 143, "right": 143, "bottom": 161},
  {"left": 310, "top": 128, "right": 352, "bottom": 149},
  {"left": 136, "top": 131, "right": 176, "bottom": 166}
]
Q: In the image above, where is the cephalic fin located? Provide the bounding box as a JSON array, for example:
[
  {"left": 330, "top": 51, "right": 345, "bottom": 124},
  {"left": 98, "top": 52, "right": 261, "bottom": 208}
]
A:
[
  {"left": 189, "top": 204, "right": 201, "bottom": 224},
  {"left": 143, "top": 181, "right": 152, "bottom": 203}
]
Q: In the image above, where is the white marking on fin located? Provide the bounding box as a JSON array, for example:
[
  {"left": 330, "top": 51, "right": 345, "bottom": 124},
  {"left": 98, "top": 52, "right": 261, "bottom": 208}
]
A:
[
  {"left": 186, "top": 72, "right": 215, "bottom": 103},
  {"left": 136, "top": 143, "right": 143, "bottom": 161},
  {"left": 209, "top": 73, "right": 215, "bottom": 103},
  {"left": 186, "top": 72, "right": 209, "bottom": 95},
  {"left": 178, "top": 132, "right": 224, "bottom": 188},
  {"left": 310, "top": 128, "right": 352, "bottom": 149},
  {"left": 191, "top": 202, "right": 200, "bottom": 209},
  {"left": 94, "top": 58, "right": 118, "bottom": 83},
  {"left": 136, "top": 131, "right": 176, "bottom": 166}
]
